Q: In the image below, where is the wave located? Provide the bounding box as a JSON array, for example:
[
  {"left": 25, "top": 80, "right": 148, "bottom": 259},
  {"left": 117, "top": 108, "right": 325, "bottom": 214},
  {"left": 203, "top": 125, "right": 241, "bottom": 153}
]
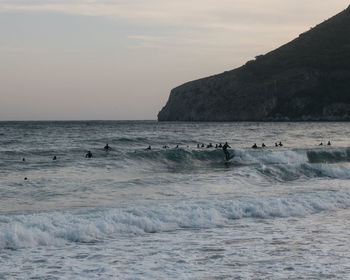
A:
[
  {"left": 2, "top": 145, "right": 350, "bottom": 181},
  {"left": 1, "top": 190, "right": 350, "bottom": 250},
  {"left": 126, "top": 147, "right": 350, "bottom": 168}
]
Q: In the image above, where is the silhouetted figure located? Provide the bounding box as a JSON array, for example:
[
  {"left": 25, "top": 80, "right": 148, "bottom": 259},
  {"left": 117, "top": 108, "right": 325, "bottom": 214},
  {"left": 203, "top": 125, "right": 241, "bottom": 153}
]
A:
[
  {"left": 262, "top": 143, "right": 266, "bottom": 148},
  {"left": 53, "top": 156, "right": 57, "bottom": 160},
  {"left": 275, "top": 143, "right": 278, "bottom": 147},
  {"left": 222, "top": 142, "right": 231, "bottom": 161},
  {"left": 175, "top": 145, "right": 179, "bottom": 149},
  {"left": 215, "top": 144, "right": 218, "bottom": 148},
  {"left": 146, "top": 145, "right": 151, "bottom": 150},
  {"left": 218, "top": 143, "right": 222, "bottom": 148},
  {"left": 252, "top": 143, "right": 258, "bottom": 149},
  {"left": 319, "top": 142, "right": 323, "bottom": 146},
  {"left": 197, "top": 144, "right": 200, "bottom": 148},
  {"left": 104, "top": 144, "right": 111, "bottom": 151},
  {"left": 327, "top": 141, "right": 331, "bottom": 146},
  {"left": 86, "top": 151, "right": 93, "bottom": 158},
  {"left": 201, "top": 144, "right": 205, "bottom": 148},
  {"left": 24, "top": 177, "right": 28, "bottom": 181},
  {"left": 279, "top": 142, "right": 283, "bottom": 147},
  {"left": 207, "top": 143, "right": 213, "bottom": 148},
  {"left": 22, "top": 158, "right": 25, "bottom": 162},
  {"left": 163, "top": 145, "right": 169, "bottom": 149}
]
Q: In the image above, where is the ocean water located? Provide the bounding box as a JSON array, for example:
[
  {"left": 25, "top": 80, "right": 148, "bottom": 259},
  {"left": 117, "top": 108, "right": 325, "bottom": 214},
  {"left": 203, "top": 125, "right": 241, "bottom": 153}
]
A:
[{"left": 1, "top": 121, "right": 350, "bottom": 279}]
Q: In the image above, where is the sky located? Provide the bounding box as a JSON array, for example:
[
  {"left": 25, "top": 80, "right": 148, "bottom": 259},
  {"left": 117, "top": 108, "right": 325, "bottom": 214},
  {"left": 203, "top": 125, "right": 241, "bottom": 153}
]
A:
[{"left": 0, "top": 0, "right": 349, "bottom": 120}]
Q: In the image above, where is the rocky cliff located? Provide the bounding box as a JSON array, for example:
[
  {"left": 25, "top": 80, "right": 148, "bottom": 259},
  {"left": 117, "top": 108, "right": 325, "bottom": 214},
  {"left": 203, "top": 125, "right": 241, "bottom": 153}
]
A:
[{"left": 158, "top": 6, "right": 350, "bottom": 121}]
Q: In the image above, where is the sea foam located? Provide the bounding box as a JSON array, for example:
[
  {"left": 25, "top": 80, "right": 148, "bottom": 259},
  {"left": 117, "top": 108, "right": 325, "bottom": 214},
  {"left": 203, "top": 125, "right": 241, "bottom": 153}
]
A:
[{"left": 1, "top": 189, "right": 350, "bottom": 250}]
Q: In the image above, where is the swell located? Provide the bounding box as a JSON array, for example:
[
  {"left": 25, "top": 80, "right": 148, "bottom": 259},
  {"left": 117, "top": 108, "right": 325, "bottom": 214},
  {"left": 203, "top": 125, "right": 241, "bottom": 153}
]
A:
[
  {"left": 1, "top": 189, "right": 350, "bottom": 249},
  {"left": 2, "top": 146, "right": 350, "bottom": 179}
]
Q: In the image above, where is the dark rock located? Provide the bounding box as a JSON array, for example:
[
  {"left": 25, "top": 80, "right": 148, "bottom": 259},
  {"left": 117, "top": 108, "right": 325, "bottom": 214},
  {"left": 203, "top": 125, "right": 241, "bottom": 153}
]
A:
[{"left": 158, "top": 5, "right": 350, "bottom": 121}]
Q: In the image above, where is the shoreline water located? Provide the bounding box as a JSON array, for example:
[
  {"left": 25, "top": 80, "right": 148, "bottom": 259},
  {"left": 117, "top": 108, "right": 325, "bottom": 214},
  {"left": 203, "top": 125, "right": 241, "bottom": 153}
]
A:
[{"left": 1, "top": 121, "right": 350, "bottom": 279}]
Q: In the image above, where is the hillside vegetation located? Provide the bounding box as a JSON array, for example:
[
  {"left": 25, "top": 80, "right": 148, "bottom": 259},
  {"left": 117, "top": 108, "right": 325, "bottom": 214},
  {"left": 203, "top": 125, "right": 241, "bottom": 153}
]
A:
[{"left": 158, "top": 5, "right": 350, "bottom": 121}]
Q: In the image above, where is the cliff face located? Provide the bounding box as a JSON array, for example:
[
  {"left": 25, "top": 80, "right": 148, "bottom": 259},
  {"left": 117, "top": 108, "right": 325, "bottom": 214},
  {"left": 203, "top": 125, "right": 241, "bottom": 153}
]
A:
[{"left": 158, "top": 6, "right": 350, "bottom": 121}]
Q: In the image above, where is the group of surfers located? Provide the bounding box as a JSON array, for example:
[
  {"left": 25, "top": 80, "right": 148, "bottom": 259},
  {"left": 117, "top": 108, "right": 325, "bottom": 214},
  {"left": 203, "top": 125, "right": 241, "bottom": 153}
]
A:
[{"left": 29, "top": 140, "right": 332, "bottom": 161}]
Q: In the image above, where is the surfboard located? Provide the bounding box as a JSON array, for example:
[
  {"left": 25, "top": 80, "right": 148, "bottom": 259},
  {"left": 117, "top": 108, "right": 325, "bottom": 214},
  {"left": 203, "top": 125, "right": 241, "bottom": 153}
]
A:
[{"left": 225, "top": 155, "right": 234, "bottom": 163}]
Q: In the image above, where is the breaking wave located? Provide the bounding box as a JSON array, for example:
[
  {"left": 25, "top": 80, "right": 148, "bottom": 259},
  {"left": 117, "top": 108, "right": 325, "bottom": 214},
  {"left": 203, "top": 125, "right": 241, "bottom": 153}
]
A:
[{"left": 2, "top": 190, "right": 350, "bottom": 250}]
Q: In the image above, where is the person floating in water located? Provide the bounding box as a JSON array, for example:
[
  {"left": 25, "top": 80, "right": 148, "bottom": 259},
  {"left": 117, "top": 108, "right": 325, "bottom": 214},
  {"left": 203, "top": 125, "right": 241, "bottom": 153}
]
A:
[
  {"left": 327, "top": 141, "right": 331, "bottom": 146},
  {"left": 279, "top": 141, "right": 283, "bottom": 147},
  {"left": 207, "top": 143, "right": 213, "bottom": 148},
  {"left": 162, "top": 145, "right": 169, "bottom": 149},
  {"left": 22, "top": 158, "right": 25, "bottom": 162},
  {"left": 218, "top": 143, "right": 222, "bottom": 148},
  {"left": 53, "top": 156, "right": 57, "bottom": 160},
  {"left": 104, "top": 144, "right": 111, "bottom": 151},
  {"left": 222, "top": 142, "right": 232, "bottom": 161},
  {"left": 86, "top": 151, "right": 93, "bottom": 158},
  {"left": 319, "top": 142, "right": 323, "bottom": 146},
  {"left": 262, "top": 143, "right": 266, "bottom": 148},
  {"left": 175, "top": 145, "right": 179, "bottom": 149},
  {"left": 275, "top": 143, "right": 278, "bottom": 147},
  {"left": 146, "top": 145, "right": 151, "bottom": 150},
  {"left": 252, "top": 143, "right": 258, "bottom": 149}
]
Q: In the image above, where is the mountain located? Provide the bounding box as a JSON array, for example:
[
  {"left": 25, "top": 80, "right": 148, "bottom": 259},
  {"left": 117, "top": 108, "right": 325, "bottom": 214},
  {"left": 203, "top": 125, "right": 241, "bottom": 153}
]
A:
[{"left": 158, "top": 6, "right": 350, "bottom": 121}]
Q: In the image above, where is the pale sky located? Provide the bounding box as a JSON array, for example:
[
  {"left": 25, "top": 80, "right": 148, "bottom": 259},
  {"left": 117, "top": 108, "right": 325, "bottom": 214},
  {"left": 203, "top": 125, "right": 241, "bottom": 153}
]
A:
[{"left": 0, "top": 0, "right": 349, "bottom": 120}]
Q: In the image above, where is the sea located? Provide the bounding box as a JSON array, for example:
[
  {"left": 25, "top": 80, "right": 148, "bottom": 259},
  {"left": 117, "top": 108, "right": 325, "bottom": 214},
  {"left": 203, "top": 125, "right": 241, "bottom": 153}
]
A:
[{"left": 1, "top": 121, "right": 350, "bottom": 279}]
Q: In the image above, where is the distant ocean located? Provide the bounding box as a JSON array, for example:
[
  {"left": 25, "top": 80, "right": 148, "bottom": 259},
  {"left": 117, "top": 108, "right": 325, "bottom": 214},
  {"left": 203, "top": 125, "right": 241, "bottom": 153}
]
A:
[{"left": 1, "top": 121, "right": 350, "bottom": 279}]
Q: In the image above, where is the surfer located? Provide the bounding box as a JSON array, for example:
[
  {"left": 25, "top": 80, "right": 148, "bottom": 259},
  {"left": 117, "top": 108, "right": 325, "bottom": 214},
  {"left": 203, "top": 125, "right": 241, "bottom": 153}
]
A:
[
  {"left": 279, "top": 141, "right": 283, "bottom": 147},
  {"left": 252, "top": 143, "right": 258, "bottom": 149},
  {"left": 275, "top": 143, "right": 278, "bottom": 147},
  {"left": 146, "top": 145, "right": 151, "bottom": 150},
  {"left": 104, "top": 144, "right": 111, "bottom": 151},
  {"left": 85, "top": 151, "right": 93, "bottom": 158},
  {"left": 319, "top": 142, "right": 323, "bottom": 146},
  {"left": 262, "top": 143, "right": 266, "bottom": 148},
  {"left": 327, "top": 141, "right": 331, "bottom": 146},
  {"left": 22, "top": 158, "right": 25, "bottom": 162},
  {"left": 222, "top": 142, "right": 232, "bottom": 161},
  {"left": 53, "top": 156, "right": 57, "bottom": 160}
]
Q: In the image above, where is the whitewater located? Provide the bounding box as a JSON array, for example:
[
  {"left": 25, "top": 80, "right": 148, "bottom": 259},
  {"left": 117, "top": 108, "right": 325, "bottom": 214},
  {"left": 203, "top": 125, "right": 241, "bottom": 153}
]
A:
[{"left": 1, "top": 121, "right": 350, "bottom": 279}]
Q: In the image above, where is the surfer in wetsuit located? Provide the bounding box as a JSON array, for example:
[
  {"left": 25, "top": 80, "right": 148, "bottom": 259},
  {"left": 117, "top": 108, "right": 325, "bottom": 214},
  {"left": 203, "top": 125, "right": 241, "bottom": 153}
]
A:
[
  {"left": 252, "top": 143, "right": 258, "bottom": 149},
  {"left": 146, "top": 145, "right": 151, "bottom": 150},
  {"left": 86, "top": 151, "right": 93, "bottom": 158},
  {"left": 222, "top": 142, "right": 231, "bottom": 161},
  {"left": 104, "top": 144, "right": 111, "bottom": 151},
  {"left": 327, "top": 141, "right": 331, "bottom": 146}
]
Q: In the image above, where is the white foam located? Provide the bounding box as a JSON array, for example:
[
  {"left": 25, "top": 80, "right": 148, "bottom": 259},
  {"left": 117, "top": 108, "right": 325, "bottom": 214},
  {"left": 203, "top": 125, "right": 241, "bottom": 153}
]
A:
[
  {"left": 2, "top": 190, "right": 350, "bottom": 250},
  {"left": 233, "top": 149, "right": 308, "bottom": 165}
]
